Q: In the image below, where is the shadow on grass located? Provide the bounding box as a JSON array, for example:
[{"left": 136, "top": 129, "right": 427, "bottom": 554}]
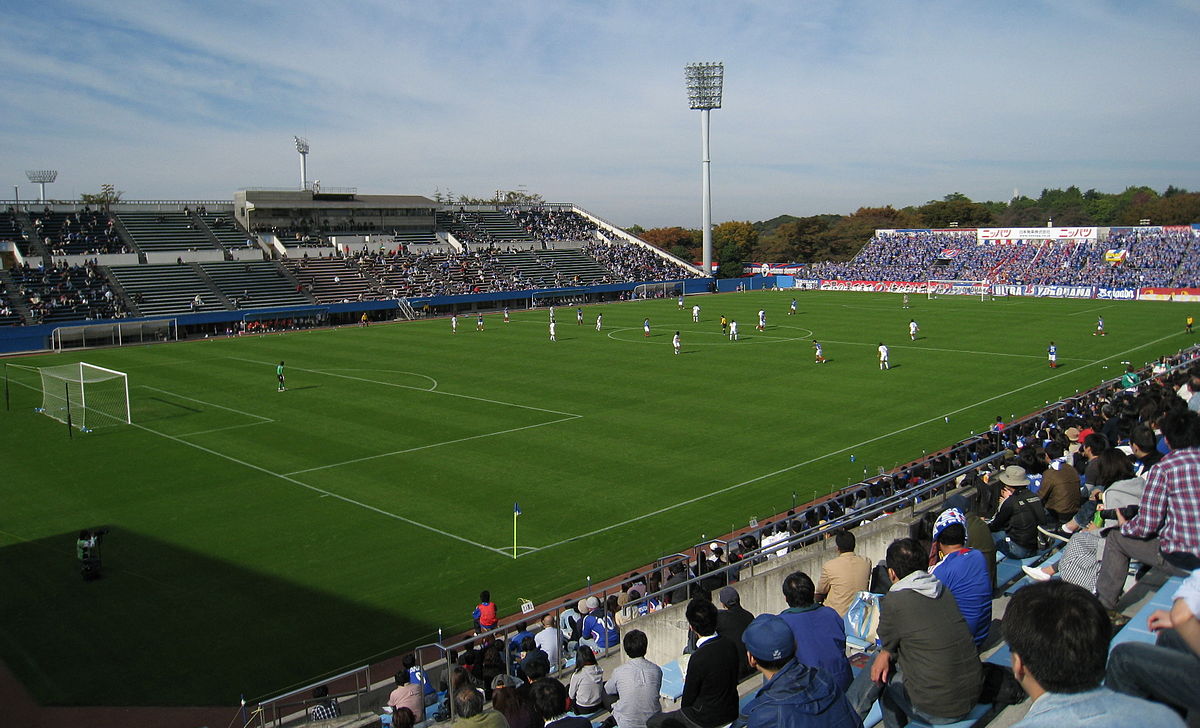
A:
[{"left": 0, "top": 528, "right": 436, "bottom": 707}]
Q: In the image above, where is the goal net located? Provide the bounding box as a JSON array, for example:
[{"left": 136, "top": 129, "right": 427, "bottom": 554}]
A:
[
  {"left": 51, "top": 319, "right": 177, "bottom": 353},
  {"left": 631, "top": 282, "right": 684, "bottom": 300},
  {"left": 36, "top": 363, "right": 131, "bottom": 431},
  {"left": 926, "top": 280, "right": 991, "bottom": 301}
]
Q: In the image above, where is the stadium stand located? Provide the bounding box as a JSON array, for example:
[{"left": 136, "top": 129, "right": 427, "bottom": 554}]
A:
[
  {"left": 812, "top": 228, "right": 1200, "bottom": 288},
  {"left": 435, "top": 210, "right": 528, "bottom": 247},
  {"left": 117, "top": 210, "right": 220, "bottom": 253},
  {"left": 106, "top": 263, "right": 226, "bottom": 316},
  {"left": 282, "top": 256, "right": 380, "bottom": 304},
  {"left": 35, "top": 208, "right": 130, "bottom": 256},
  {"left": 506, "top": 208, "right": 601, "bottom": 244},
  {"left": 8, "top": 262, "right": 125, "bottom": 323},
  {"left": 198, "top": 261, "right": 312, "bottom": 309},
  {"left": 0, "top": 207, "right": 36, "bottom": 257},
  {"left": 198, "top": 211, "right": 258, "bottom": 251},
  {"left": 0, "top": 272, "right": 25, "bottom": 325}
]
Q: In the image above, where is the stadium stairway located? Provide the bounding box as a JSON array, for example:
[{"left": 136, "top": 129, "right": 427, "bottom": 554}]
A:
[
  {"left": 9, "top": 208, "right": 50, "bottom": 261},
  {"left": 0, "top": 269, "right": 33, "bottom": 325}
]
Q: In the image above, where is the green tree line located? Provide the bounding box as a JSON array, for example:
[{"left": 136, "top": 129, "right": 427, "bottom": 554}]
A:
[{"left": 629, "top": 185, "right": 1200, "bottom": 273}]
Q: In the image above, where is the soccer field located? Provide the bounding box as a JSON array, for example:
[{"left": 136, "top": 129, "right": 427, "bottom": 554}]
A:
[{"left": 0, "top": 291, "right": 1188, "bottom": 706}]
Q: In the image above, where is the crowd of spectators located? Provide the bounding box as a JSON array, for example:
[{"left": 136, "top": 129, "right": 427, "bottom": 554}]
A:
[
  {"left": 506, "top": 209, "right": 600, "bottom": 243},
  {"left": 34, "top": 207, "right": 130, "bottom": 256},
  {"left": 583, "top": 242, "right": 698, "bottom": 283},
  {"left": 811, "top": 229, "right": 1200, "bottom": 288},
  {"left": 8, "top": 261, "right": 125, "bottom": 323}
]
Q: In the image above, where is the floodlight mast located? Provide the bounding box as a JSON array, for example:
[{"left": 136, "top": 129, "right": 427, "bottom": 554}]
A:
[
  {"left": 685, "top": 62, "right": 723, "bottom": 277},
  {"left": 25, "top": 170, "right": 58, "bottom": 203},
  {"left": 293, "top": 136, "right": 310, "bottom": 190}
]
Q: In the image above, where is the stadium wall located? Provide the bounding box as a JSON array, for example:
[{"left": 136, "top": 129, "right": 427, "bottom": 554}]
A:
[{"left": 633, "top": 509, "right": 912, "bottom": 668}]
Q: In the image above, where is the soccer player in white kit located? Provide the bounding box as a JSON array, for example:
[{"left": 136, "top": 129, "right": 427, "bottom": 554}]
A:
[
  {"left": 757, "top": 309, "right": 766, "bottom": 331},
  {"left": 729, "top": 320, "right": 739, "bottom": 340},
  {"left": 451, "top": 314, "right": 458, "bottom": 333},
  {"left": 878, "top": 342, "right": 890, "bottom": 370},
  {"left": 549, "top": 320, "right": 557, "bottom": 342},
  {"left": 503, "top": 306, "right": 510, "bottom": 323},
  {"left": 595, "top": 313, "right": 603, "bottom": 331},
  {"left": 909, "top": 319, "right": 919, "bottom": 341},
  {"left": 673, "top": 331, "right": 681, "bottom": 355},
  {"left": 576, "top": 307, "right": 583, "bottom": 325},
  {"left": 692, "top": 304, "right": 700, "bottom": 323}
]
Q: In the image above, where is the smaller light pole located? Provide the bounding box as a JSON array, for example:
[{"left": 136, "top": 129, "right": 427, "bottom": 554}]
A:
[
  {"left": 25, "top": 170, "right": 58, "bottom": 203},
  {"left": 293, "top": 136, "right": 310, "bottom": 190}
]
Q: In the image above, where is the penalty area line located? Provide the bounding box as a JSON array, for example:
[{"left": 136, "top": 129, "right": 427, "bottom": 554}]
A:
[
  {"left": 519, "top": 329, "right": 1182, "bottom": 556},
  {"left": 285, "top": 414, "right": 582, "bottom": 476},
  {"left": 227, "top": 356, "right": 582, "bottom": 418},
  {"left": 131, "top": 422, "right": 512, "bottom": 557}
]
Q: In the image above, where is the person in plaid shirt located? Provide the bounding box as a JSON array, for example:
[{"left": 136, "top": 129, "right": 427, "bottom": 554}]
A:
[
  {"left": 310, "top": 685, "right": 340, "bottom": 721},
  {"left": 1096, "top": 406, "right": 1200, "bottom": 612}
]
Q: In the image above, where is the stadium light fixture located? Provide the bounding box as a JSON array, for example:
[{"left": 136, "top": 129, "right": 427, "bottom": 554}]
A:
[
  {"left": 294, "top": 136, "right": 310, "bottom": 191},
  {"left": 685, "top": 62, "right": 723, "bottom": 277},
  {"left": 25, "top": 169, "right": 58, "bottom": 203}
]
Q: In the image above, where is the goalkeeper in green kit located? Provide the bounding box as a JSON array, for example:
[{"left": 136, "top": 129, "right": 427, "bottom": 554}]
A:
[{"left": 277, "top": 361, "right": 286, "bottom": 392}]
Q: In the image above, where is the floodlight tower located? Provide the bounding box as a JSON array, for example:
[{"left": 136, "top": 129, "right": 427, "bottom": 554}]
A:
[
  {"left": 25, "top": 170, "right": 58, "bottom": 203},
  {"left": 685, "top": 62, "right": 723, "bottom": 276},
  {"left": 293, "top": 136, "right": 310, "bottom": 190}
]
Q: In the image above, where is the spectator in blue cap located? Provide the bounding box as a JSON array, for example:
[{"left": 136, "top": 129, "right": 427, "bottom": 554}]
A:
[{"left": 732, "top": 614, "right": 860, "bottom": 728}]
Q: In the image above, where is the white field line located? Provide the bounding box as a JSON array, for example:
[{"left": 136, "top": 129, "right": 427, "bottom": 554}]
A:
[
  {"left": 1068, "top": 304, "right": 1117, "bottom": 317},
  {"left": 129, "top": 422, "right": 511, "bottom": 556},
  {"left": 519, "top": 329, "right": 1182, "bottom": 556},
  {"left": 284, "top": 415, "right": 581, "bottom": 476},
  {"left": 228, "top": 357, "right": 582, "bottom": 418},
  {"left": 820, "top": 339, "right": 1092, "bottom": 361},
  {"left": 6, "top": 375, "right": 512, "bottom": 557},
  {"left": 174, "top": 421, "right": 274, "bottom": 437},
  {"left": 139, "top": 385, "right": 275, "bottom": 422}
]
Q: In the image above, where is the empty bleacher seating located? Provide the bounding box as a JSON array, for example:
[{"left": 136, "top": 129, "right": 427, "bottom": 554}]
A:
[
  {"left": 199, "top": 212, "right": 257, "bottom": 251},
  {"left": 117, "top": 210, "right": 219, "bottom": 253},
  {"left": 199, "top": 261, "right": 311, "bottom": 309},
  {"left": 107, "top": 263, "right": 225, "bottom": 316}
]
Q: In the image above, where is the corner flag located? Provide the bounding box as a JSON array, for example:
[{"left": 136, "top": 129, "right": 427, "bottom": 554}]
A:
[{"left": 512, "top": 503, "right": 521, "bottom": 559}]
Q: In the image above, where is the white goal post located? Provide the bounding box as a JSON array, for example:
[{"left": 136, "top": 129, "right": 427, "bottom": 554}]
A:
[
  {"left": 926, "top": 280, "right": 991, "bottom": 301},
  {"left": 36, "top": 363, "right": 131, "bottom": 431}
]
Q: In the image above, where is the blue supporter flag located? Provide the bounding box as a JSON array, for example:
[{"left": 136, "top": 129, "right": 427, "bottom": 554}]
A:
[{"left": 514, "top": 502, "right": 521, "bottom": 516}]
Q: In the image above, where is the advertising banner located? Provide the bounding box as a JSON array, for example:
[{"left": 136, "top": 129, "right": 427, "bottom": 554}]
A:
[
  {"left": 977, "top": 227, "right": 1098, "bottom": 242},
  {"left": 1140, "top": 288, "right": 1200, "bottom": 302},
  {"left": 1095, "top": 288, "right": 1138, "bottom": 300}
]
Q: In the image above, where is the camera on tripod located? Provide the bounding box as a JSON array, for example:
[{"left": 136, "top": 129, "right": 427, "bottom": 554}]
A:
[{"left": 76, "top": 527, "right": 110, "bottom": 581}]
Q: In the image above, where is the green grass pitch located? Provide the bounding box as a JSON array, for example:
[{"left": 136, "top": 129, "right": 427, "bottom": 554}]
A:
[{"left": 0, "top": 291, "right": 1189, "bottom": 706}]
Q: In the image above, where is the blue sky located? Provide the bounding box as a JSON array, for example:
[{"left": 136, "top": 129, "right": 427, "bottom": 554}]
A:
[{"left": 2, "top": 0, "right": 1198, "bottom": 227}]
